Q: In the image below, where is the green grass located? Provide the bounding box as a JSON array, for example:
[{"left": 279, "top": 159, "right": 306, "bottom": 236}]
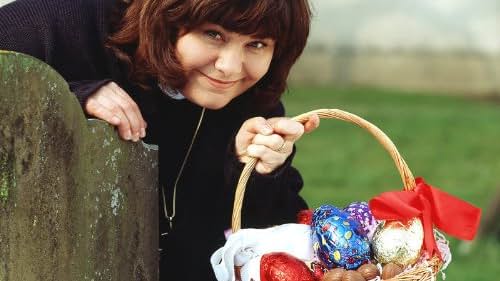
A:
[{"left": 282, "top": 85, "right": 500, "bottom": 281}]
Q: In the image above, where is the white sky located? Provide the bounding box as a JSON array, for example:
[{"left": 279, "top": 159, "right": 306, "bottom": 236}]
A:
[{"left": 310, "top": 0, "right": 499, "bottom": 53}]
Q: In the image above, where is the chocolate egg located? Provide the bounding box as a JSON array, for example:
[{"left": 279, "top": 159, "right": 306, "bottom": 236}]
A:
[
  {"left": 341, "top": 270, "right": 365, "bottom": 281},
  {"left": 381, "top": 263, "right": 403, "bottom": 279},
  {"left": 312, "top": 205, "right": 371, "bottom": 270},
  {"left": 260, "top": 252, "right": 316, "bottom": 281},
  {"left": 343, "top": 202, "right": 378, "bottom": 239},
  {"left": 297, "top": 209, "right": 314, "bottom": 225},
  {"left": 321, "top": 268, "right": 345, "bottom": 281},
  {"left": 372, "top": 218, "right": 424, "bottom": 266},
  {"left": 356, "top": 263, "right": 379, "bottom": 280}
]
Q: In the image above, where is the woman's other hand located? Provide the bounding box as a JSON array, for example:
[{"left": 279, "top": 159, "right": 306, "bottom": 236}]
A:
[
  {"left": 84, "top": 82, "right": 147, "bottom": 142},
  {"left": 235, "top": 114, "right": 319, "bottom": 174}
]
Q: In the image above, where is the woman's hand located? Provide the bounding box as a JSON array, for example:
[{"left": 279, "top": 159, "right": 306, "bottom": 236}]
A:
[
  {"left": 84, "top": 82, "right": 147, "bottom": 142},
  {"left": 235, "top": 114, "right": 320, "bottom": 174}
]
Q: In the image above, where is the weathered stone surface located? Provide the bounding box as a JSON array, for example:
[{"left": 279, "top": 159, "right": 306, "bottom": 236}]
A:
[{"left": 0, "top": 51, "right": 158, "bottom": 281}]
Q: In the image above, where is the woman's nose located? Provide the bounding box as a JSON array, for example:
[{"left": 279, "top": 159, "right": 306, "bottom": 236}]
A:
[{"left": 214, "top": 46, "right": 243, "bottom": 76}]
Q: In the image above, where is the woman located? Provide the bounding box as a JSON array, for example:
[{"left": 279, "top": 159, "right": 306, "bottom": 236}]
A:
[{"left": 0, "top": 0, "right": 318, "bottom": 279}]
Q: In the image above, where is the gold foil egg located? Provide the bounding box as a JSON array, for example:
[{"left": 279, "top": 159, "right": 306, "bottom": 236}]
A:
[{"left": 372, "top": 218, "right": 424, "bottom": 266}]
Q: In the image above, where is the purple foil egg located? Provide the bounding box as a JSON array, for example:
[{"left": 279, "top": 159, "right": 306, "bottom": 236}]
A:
[{"left": 343, "top": 201, "right": 378, "bottom": 240}]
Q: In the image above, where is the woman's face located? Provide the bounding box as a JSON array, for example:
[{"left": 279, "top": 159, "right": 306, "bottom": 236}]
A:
[{"left": 175, "top": 23, "right": 275, "bottom": 109}]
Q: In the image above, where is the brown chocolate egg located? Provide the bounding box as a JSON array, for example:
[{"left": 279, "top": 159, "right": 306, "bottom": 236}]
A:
[
  {"left": 321, "top": 268, "right": 346, "bottom": 281},
  {"left": 341, "top": 270, "right": 365, "bottom": 281},
  {"left": 356, "top": 263, "right": 379, "bottom": 280},
  {"left": 381, "top": 263, "right": 403, "bottom": 280}
]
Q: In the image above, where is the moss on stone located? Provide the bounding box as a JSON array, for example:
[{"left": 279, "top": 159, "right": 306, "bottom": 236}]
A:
[
  {"left": 0, "top": 150, "right": 14, "bottom": 202},
  {"left": 0, "top": 51, "right": 159, "bottom": 281}
]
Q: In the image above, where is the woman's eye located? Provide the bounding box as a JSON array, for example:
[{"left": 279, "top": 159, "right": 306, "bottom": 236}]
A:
[
  {"left": 205, "top": 30, "right": 223, "bottom": 41},
  {"left": 249, "top": 41, "right": 267, "bottom": 49}
]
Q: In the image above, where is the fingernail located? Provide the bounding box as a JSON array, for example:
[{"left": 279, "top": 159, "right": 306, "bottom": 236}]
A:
[
  {"left": 141, "top": 128, "right": 146, "bottom": 138},
  {"left": 261, "top": 124, "right": 273, "bottom": 135},
  {"left": 125, "top": 130, "right": 132, "bottom": 140},
  {"left": 134, "top": 132, "right": 140, "bottom": 141}
]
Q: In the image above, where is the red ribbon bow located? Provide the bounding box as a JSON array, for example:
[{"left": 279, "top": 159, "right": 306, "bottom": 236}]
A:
[{"left": 369, "top": 177, "right": 481, "bottom": 259}]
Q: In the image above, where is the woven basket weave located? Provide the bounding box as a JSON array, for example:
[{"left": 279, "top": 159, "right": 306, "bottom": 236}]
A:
[{"left": 231, "top": 109, "right": 442, "bottom": 281}]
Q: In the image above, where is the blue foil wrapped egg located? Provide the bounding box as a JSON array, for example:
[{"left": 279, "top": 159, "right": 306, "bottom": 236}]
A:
[
  {"left": 343, "top": 201, "right": 378, "bottom": 240},
  {"left": 312, "top": 205, "right": 371, "bottom": 269}
]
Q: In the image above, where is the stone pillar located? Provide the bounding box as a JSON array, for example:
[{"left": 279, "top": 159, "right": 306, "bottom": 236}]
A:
[{"left": 0, "top": 51, "right": 158, "bottom": 281}]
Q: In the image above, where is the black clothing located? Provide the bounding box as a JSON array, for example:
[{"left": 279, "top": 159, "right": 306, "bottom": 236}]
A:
[{"left": 0, "top": 0, "right": 308, "bottom": 280}]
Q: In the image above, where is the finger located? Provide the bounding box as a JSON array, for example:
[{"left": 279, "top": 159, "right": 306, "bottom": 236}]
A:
[
  {"left": 239, "top": 117, "right": 273, "bottom": 136},
  {"left": 85, "top": 98, "right": 122, "bottom": 126},
  {"left": 246, "top": 144, "right": 287, "bottom": 174},
  {"left": 106, "top": 93, "right": 141, "bottom": 141},
  {"left": 303, "top": 114, "right": 320, "bottom": 133},
  {"left": 252, "top": 133, "right": 285, "bottom": 151},
  {"left": 267, "top": 118, "right": 304, "bottom": 142},
  {"left": 276, "top": 140, "right": 293, "bottom": 153},
  {"left": 92, "top": 93, "right": 134, "bottom": 141},
  {"left": 235, "top": 117, "right": 273, "bottom": 155},
  {"left": 255, "top": 161, "right": 278, "bottom": 175},
  {"left": 247, "top": 144, "right": 288, "bottom": 164},
  {"left": 107, "top": 82, "right": 146, "bottom": 139},
  {"left": 108, "top": 82, "right": 147, "bottom": 131}
]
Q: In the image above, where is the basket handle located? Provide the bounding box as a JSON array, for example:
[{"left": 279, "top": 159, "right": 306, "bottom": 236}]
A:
[{"left": 231, "top": 109, "right": 416, "bottom": 232}]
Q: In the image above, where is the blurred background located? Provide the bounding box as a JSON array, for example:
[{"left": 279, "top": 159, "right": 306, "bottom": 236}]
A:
[
  {"left": 290, "top": 0, "right": 499, "bottom": 95},
  {"left": 285, "top": 1, "right": 499, "bottom": 280},
  {"left": 1, "top": 0, "right": 498, "bottom": 280}
]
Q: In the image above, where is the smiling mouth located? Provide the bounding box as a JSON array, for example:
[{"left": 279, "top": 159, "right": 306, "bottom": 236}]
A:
[{"left": 199, "top": 71, "right": 238, "bottom": 90}]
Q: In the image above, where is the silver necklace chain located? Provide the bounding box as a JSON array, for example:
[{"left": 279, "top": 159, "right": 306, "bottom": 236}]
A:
[{"left": 161, "top": 107, "right": 206, "bottom": 235}]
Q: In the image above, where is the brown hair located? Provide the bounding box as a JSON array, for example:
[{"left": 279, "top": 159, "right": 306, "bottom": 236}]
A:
[{"left": 107, "top": 0, "right": 311, "bottom": 109}]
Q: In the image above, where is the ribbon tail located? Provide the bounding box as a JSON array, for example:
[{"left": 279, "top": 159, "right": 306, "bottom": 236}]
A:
[
  {"left": 369, "top": 178, "right": 482, "bottom": 262},
  {"left": 419, "top": 195, "right": 441, "bottom": 259},
  {"left": 416, "top": 178, "right": 482, "bottom": 241}
]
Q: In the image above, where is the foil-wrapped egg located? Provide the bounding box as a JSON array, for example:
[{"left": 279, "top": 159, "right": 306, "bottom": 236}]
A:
[
  {"left": 297, "top": 209, "right": 314, "bottom": 225},
  {"left": 260, "top": 252, "right": 316, "bottom": 281},
  {"left": 343, "top": 201, "right": 378, "bottom": 240},
  {"left": 312, "top": 205, "right": 371, "bottom": 270},
  {"left": 372, "top": 218, "right": 424, "bottom": 266}
]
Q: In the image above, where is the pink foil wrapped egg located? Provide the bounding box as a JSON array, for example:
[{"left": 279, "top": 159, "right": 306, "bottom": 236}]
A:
[{"left": 343, "top": 201, "right": 378, "bottom": 240}]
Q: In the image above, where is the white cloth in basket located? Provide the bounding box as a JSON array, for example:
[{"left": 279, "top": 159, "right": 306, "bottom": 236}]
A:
[{"left": 210, "top": 223, "right": 313, "bottom": 281}]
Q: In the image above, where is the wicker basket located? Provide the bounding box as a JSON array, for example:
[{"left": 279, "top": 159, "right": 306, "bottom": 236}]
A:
[{"left": 231, "top": 109, "right": 443, "bottom": 281}]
